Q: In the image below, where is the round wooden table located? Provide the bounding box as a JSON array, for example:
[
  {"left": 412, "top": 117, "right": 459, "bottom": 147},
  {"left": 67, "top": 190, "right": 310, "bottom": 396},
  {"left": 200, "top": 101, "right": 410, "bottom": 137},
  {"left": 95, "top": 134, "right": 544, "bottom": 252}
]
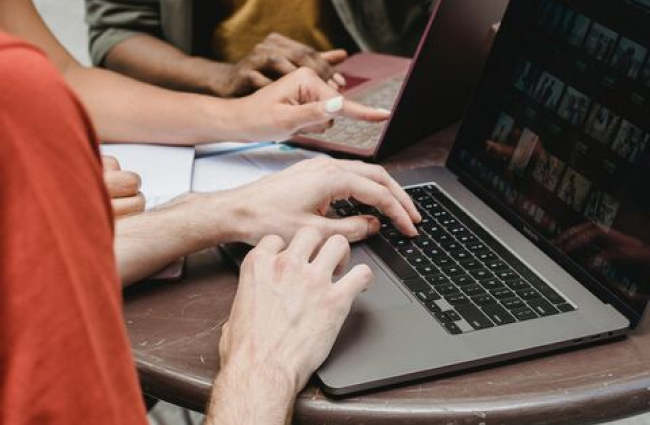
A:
[{"left": 124, "top": 125, "right": 650, "bottom": 424}]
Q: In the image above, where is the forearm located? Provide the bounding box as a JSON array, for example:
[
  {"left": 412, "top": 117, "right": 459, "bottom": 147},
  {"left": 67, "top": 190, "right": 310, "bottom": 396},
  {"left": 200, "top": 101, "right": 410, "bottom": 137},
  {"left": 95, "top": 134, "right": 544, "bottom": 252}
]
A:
[
  {"left": 0, "top": 0, "right": 248, "bottom": 145},
  {"left": 114, "top": 193, "right": 240, "bottom": 286},
  {"left": 206, "top": 361, "right": 297, "bottom": 425},
  {"left": 105, "top": 34, "right": 234, "bottom": 97},
  {"left": 65, "top": 65, "right": 247, "bottom": 144}
]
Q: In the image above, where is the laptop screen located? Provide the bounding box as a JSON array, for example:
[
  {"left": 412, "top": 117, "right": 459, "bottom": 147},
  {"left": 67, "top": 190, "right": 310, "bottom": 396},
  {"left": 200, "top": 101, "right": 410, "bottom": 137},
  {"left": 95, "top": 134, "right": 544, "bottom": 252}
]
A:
[{"left": 448, "top": 0, "right": 650, "bottom": 323}]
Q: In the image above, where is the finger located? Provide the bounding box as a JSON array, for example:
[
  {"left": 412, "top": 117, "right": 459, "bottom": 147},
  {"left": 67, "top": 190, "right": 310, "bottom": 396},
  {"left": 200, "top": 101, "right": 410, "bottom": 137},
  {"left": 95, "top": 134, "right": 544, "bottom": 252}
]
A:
[
  {"left": 112, "top": 193, "right": 145, "bottom": 218},
  {"left": 338, "top": 161, "right": 421, "bottom": 223},
  {"left": 287, "top": 96, "right": 386, "bottom": 133},
  {"left": 340, "top": 99, "right": 391, "bottom": 122},
  {"left": 314, "top": 215, "right": 381, "bottom": 243},
  {"left": 265, "top": 55, "right": 298, "bottom": 76},
  {"left": 320, "top": 49, "right": 348, "bottom": 65},
  {"left": 102, "top": 155, "right": 120, "bottom": 171},
  {"left": 333, "top": 264, "right": 374, "bottom": 306},
  {"left": 104, "top": 170, "right": 141, "bottom": 198},
  {"left": 300, "top": 119, "right": 334, "bottom": 134},
  {"left": 337, "top": 173, "right": 418, "bottom": 237},
  {"left": 255, "top": 234, "right": 286, "bottom": 254},
  {"left": 270, "top": 36, "right": 336, "bottom": 81},
  {"left": 285, "top": 227, "right": 325, "bottom": 262},
  {"left": 312, "top": 234, "right": 351, "bottom": 277},
  {"left": 248, "top": 70, "right": 274, "bottom": 89}
]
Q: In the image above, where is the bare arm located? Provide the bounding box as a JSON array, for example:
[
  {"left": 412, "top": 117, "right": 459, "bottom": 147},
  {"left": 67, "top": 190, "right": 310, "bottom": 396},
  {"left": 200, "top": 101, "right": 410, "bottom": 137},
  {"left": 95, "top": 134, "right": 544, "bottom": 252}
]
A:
[
  {"left": 0, "top": 0, "right": 363, "bottom": 145},
  {"left": 105, "top": 32, "right": 349, "bottom": 98},
  {"left": 104, "top": 33, "right": 238, "bottom": 96},
  {"left": 115, "top": 157, "right": 420, "bottom": 286}
]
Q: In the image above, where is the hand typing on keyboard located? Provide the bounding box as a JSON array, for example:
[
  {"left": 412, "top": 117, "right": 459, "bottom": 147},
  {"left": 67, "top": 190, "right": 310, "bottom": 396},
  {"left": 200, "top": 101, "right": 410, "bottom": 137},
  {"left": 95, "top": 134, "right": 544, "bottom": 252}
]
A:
[{"left": 209, "top": 157, "right": 421, "bottom": 245}]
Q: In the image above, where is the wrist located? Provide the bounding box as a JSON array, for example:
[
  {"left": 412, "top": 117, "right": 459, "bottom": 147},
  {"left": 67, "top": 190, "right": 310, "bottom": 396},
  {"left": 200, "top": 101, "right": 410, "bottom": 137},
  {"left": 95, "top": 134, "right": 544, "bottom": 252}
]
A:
[{"left": 207, "top": 359, "right": 298, "bottom": 425}]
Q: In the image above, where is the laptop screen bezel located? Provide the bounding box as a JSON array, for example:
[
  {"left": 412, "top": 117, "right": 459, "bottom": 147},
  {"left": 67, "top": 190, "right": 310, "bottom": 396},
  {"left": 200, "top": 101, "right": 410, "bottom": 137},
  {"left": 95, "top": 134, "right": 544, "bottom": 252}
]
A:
[{"left": 445, "top": 0, "right": 647, "bottom": 326}]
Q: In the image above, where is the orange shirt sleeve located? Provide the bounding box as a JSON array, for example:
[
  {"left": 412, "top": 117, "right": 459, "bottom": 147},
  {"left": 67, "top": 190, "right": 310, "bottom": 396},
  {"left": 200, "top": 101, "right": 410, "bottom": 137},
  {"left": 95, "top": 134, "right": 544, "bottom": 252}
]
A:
[{"left": 0, "top": 33, "right": 148, "bottom": 425}]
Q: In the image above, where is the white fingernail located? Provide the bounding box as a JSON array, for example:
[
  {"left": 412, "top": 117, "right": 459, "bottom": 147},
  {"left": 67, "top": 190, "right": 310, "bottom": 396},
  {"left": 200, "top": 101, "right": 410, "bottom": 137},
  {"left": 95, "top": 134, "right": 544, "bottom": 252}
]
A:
[
  {"left": 376, "top": 108, "right": 391, "bottom": 114},
  {"left": 333, "top": 73, "right": 347, "bottom": 86},
  {"left": 325, "top": 96, "right": 344, "bottom": 115}
]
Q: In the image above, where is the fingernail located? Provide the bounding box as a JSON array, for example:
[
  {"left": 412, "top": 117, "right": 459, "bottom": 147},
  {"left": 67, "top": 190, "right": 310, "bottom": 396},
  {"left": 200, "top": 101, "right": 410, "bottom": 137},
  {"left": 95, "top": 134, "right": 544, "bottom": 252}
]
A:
[
  {"left": 376, "top": 108, "right": 391, "bottom": 115},
  {"left": 333, "top": 73, "right": 347, "bottom": 87},
  {"left": 325, "top": 96, "right": 344, "bottom": 115}
]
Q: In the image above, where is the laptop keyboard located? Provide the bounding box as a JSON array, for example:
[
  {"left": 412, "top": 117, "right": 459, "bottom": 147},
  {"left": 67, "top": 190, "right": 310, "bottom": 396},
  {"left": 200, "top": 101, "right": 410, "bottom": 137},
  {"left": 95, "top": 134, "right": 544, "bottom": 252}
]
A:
[
  {"left": 334, "top": 184, "right": 576, "bottom": 335},
  {"left": 305, "top": 76, "right": 405, "bottom": 149}
]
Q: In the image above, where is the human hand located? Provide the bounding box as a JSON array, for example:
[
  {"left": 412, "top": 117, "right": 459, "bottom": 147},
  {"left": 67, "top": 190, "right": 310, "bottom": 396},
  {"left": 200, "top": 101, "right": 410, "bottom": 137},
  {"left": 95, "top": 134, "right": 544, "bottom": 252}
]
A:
[
  {"left": 102, "top": 156, "right": 145, "bottom": 218},
  {"left": 215, "top": 33, "right": 348, "bottom": 97},
  {"left": 203, "top": 157, "right": 421, "bottom": 246},
  {"left": 230, "top": 67, "right": 390, "bottom": 142},
  {"left": 218, "top": 228, "right": 373, "bottom": 395}
]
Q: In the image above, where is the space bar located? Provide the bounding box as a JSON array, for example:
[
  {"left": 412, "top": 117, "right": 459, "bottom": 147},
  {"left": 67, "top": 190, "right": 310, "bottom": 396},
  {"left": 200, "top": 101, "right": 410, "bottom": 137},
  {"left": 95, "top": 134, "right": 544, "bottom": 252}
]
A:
[{"left": 365, "top": 236, "right": 418, "bottom": 280}]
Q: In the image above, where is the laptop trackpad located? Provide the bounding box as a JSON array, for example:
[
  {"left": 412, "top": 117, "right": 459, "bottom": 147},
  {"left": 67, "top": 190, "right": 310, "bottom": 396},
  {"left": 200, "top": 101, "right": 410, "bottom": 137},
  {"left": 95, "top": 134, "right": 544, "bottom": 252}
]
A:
[{"left": 345, "top": 246, "right": 413, "bottom": 313}]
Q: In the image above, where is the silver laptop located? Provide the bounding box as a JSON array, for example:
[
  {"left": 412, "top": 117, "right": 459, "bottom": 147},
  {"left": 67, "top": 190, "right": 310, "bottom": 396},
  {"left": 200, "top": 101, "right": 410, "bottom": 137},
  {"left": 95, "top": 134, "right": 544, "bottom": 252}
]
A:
[{"left": 318, "top": 0, "right": 650, "bottom": 395}]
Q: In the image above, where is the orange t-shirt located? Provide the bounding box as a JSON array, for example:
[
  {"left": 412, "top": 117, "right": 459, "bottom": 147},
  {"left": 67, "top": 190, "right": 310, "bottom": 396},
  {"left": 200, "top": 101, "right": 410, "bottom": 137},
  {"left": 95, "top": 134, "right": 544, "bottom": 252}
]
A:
[{"left": 0, "top": 33, "right": 147, "bottom": 424}]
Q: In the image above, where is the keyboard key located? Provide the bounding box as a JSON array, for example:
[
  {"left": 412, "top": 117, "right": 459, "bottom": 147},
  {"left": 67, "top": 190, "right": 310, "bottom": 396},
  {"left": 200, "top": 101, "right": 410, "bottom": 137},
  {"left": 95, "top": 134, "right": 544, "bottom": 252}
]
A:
[
  {"left": 444, "top": 322, "right": 463, "bottom": 335},
  {"left": 444, "top": 310, "right": 462, "bottom": 321},
  {"left": 527, "top": 298, "right": 560, "bottom": 316},
  {"left": 407, "top": 256, "right": 431, "bottom": 267},
  {"left": 433, "top": 256, "right": 455, "bottom": 267},
  {"left": 435, "top": 312, "right": 454, "bottom": 323},
  {"left": 441, "top": 266, "right": 465, "bottom": 277},
  {"left": 505, "top": 279, "right": 530, "bottom": 291},
  {"left": 501, "top": 297, "right": 525, "bottom": 310},
  {"left": 450, "top": 249, "right": 472, "bottom": 261},
  {"left": 470, "top": 268, "right": 494, "bottom": 280},
  {"left": 491, "top": 288, "right": 515, "bottom": 300},
  {"left": 332, "top": 199, "right": 351, "bottom": 209},
  {"left": 472, "top": 294, "right": 497, "bottom": 305},
  {"left": 455, "top": 304, "right": 494, "bottom": 330},
  {"left": 366, "top": 237, "right": 418, "bottom": 280},
  {"left": 403, "top": 277, "right": 430, "bottom": 293},
  {"left": 462, "top": 284, "right": 487, "bottom": 297},
  {"left": 457, "top": 234, "right": 478, "bottom": 244},
  {"left": 426, "top": 274, "right": 448, "bottom": 285},
  {"left": 423, "top": 247, "right": 446, "bottom": 259},
  {"left": 382, "top": 229, "right": 403, "bottom": 239},
  {"left": 417, "top": 265, "right": 440, "bottom": 276},
  {"left": 452, "top": 274, "right": 475, "bottom": 286},
  {"left": 460, "top": 260, "right": 483, "bottom": 270},
  {"left": 390, "top": 238, "right": 413, "bottom": 248},
  {"left": 417, "top": 289, "right": 441, "bottom": 302},
  {"left": 557, "top": 303, "right": 576, "bottom": 312},
  {"left": 512, "top": 307, "right": 538, "bottom": 321},
  {"left": 476, "top": 251, "right": 496, "bottom": 261},
  {"left": 529, "top": 281, "right": 566, "bottom": 304},
  {"left": 426, "top": 301, "right": 442, "bottom": 313},
  {"left": 478, "top": 278, "right": 504, "bottom": 290},
  {"left": 414, "top": 236, "right": 435, "bottom": 249},
  {"left": 468, "top": 242, "right": 488, "bottom": 252},
  {"left": 446, "top": 294, "right": 471, "bottom": 305},
  {"left": 398, "top": 247, "right": 420, "bottom": 257},
  {"left": 517, "top": 288, "right": 542, "bottom": 300},
  {"left": 481, "top": 304, "right": 516, "bottom": 326},
  {"left": 440, "top": 242, "right": 463, "bottom": 252},
  {"left": 486, "top": 260, "right": 509, "bottom": 271},
  {"left": 496, "top": 269, "right": 519, "bottom": 281},
  {"left": 436, "top": 284, "right": 460, "bottom": 296}
]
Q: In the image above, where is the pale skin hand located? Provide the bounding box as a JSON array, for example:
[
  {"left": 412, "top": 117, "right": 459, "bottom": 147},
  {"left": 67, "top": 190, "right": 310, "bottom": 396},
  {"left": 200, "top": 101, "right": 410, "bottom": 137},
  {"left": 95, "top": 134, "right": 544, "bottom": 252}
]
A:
[
  {"left": 0, "top": 0, "right": 385, "bottom": 145},
  {"left": 116, "top": 157, "right": 420, "bottom": 285},
  {"left": 207, "top": 229, "right": 373, "bottom": 425},
  {"left": 102, "top": 156, "right": 145, "bottom": 218}
]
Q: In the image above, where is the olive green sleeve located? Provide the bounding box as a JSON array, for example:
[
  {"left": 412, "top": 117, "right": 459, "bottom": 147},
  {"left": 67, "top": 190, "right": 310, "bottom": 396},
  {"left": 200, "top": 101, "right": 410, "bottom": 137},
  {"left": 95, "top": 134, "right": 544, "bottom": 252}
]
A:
[{"left": 85, "top": 0, "right": 163, "bottom": 65}]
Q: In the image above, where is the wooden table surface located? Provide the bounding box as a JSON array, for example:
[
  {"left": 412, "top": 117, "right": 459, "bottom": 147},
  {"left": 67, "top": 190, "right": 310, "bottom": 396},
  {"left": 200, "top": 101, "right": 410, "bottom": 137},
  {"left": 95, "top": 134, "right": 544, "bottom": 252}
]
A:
[{"left": 124, "top": 125, "right": 650, "bottom": 424}]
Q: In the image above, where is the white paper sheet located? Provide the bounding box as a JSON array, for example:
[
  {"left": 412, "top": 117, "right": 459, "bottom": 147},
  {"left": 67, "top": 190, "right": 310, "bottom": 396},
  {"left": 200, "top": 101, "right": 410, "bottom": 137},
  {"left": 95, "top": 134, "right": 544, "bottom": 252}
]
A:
[
  {"left": 192, "top": 143, "right": 326, "bottom": 193},
  {"left": 101, "top": 144, "right": 195, "bottom": 209}
]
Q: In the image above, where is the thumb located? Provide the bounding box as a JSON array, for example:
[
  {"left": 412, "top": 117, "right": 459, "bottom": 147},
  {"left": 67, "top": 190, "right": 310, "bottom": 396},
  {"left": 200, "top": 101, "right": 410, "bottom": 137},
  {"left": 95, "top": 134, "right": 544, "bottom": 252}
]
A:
[
  {"left": 320, "top": 49, "right": 348, "bottom": 65},
  {"left": 318, "top": 215, "right": 381, "bottom": 243}
]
